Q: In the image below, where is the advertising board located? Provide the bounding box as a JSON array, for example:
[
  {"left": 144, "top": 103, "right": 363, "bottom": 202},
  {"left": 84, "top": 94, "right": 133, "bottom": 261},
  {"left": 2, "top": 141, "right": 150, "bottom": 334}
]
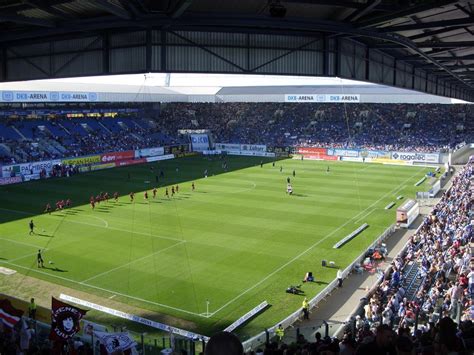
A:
[
  {"left": 190, "top": 134, "right": 210, "bottom": 152},
  {"left": 100, "top": 151, "right": 135, "bottom": 163},
  {"left": 296, "top": 147, "right": 327, "bottom": 155},
  {"left": 327, "top": 148, "right": 359, "bottom": 157},
  {"left": 285, "top": 94, "right": 360, "bottom": 103},
  {"left": 135, "top": 147, "right": 164, "bottom": 158},
  {"left": 1, "top": 159, "right": 59, "bottom": 177},
  {"left": 115, "top": 158, "right": 147, "bottom": 167},
  {"left": 391, "top": 152, "right": 439, "bottom": 163},
  {"left": 0, "top": 176, "right": 22, "bottom": 185},
  {"left": 62, "top": 155, "right": 101, "bottom": 166}
]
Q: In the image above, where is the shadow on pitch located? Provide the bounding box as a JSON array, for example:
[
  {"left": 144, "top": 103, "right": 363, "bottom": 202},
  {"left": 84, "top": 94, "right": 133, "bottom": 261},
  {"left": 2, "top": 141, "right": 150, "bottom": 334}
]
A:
[
  {"left": 37, "top": 233, "right": 54, "bottom": 238},
  {"left": 42, "top": 266, "right": 68, "bottom": 272},
  {"left": 292, "top": 193, "right": 308, "bottom": 197}
]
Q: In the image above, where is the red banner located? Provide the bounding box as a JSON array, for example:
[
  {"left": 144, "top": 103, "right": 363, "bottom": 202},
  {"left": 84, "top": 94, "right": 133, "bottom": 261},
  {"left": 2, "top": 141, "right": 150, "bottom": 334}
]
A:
[
  {"left": 297, "top": 147, "right": 327, "bottom": 155},
  {"left": 50, "top": 297, "right": 87, "bottom": 341},
  {"left": 303, "top": 154, "right": 338, "bottom": 161},
  {"left": 100, "top": 151, "right": 135, "bottom": 163},
  {"left": 115, "top": 158, "right": 147, "bottom": 167}
]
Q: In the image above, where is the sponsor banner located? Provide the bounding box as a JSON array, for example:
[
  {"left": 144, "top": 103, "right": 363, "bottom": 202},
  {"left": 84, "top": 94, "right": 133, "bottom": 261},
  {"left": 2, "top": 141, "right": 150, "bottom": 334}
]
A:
[
  {"left": 372, "top": 158, "right": 409, "bottom": 165},
  {"left": 327, "top": 148, "right": 359, "bottom": 157},
  {"left": 23, "top": 174, "right": 41, "bottom": 181},
  {"left": 78, "top": 163, "right": 115, "bottom": 173},
  {"left": 115, "top": 158, "right": 147, "bottom": 167},
  {"left": 224, "top": 301, "right": 268, "bottom": 333},
  {"left": 359, "top": 150, "right": 390, "bottom": 159},
  {"left": 240, "top": 144, "right": 267, "bottom": 152},
  {"left": 391, "top": 152, "right": 439, "bottom": 163},
  {"left": 175, "top": 152, "right": 198, "bottom": 158},
  {"left": 60, "top": 294, "right": 209, "bottom": 342},
  {"left": 1, "top": 91, "right": 98, "bottom": 102},
  {"left": 226, "top": 150, "right": 275, "bottom": 157},
  {"left": 297, "top": 147, "right": 327, "bottom": 155},
  {"left": 62, "top": 155, "right": 101, "bottom": 166},
  {"left": 166, "top": 144, "right": 190, "bottom": 155},
  {"left": 190, "top": 134, "right": 210, "bottom": 152},
  {"left": 146, "top": 154, "right": 175, "bottom": 163},
  {"left": 135, "top": 147, "right": 164, "bottom": 158},
  {"left": 1, "top": 159, "right": 59, "bottom": 177},
  {"left": 100, "top": 151, "right": 135, "bottom": 163},
  {"left": 215, "top": 143, "right": 241, "bottom": 151},
  {"left": 203, "top": 150, "right": 222, "bottom": 155},
  {"left": 296, "top": 154, "right": 338, "bottom": 161},
  {"left": 285, "top": 94, "right": 360, "bottom": 103},
  {"left": 0, "top": 176, "right": 22, "bottom": 185},
  {"left": 340, "top": 157, "right": 373, "bottom": 163}
]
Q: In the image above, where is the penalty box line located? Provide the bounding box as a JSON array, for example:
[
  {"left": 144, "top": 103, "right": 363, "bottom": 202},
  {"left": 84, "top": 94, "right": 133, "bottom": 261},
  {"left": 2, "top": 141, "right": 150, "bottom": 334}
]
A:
[
  {"left": 3, "top": 260, "right": 206, "bottom": 318},
  {"left": 208, "top": 167, "right": 425, "bottom": 316},
  {"left": 0, "top": 207, "right": 184, "bottom": 243}
]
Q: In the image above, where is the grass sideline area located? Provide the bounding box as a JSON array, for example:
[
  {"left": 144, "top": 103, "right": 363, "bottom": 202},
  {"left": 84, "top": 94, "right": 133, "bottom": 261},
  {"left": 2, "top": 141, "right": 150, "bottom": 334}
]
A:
[{"left": 0, "top": 155, "right": 434, "bottom": 338}]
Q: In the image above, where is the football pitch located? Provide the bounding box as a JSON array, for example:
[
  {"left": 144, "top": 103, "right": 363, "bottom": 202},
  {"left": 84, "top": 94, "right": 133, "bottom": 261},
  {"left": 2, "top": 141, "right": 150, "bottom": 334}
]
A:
[{"left": 0, "top": 156, "right": 433, "bottom": 337}]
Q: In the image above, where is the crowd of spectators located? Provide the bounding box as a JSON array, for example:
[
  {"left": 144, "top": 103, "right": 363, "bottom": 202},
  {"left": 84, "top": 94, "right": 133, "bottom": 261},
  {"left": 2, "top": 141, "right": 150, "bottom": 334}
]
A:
[
  {"left": 0, "top": 103, "right": 472, "bottom": 164},
  {"left": 160, "top": 103, "right": 473, "bottom": 152}
]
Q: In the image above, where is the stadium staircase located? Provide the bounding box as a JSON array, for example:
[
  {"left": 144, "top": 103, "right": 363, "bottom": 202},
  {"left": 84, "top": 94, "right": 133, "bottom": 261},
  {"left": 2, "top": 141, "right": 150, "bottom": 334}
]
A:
[
  {"left": 11, "top": 126, "right": 26, "bottom": 140},
  {"left": 401, "top": 261, "right": 423, "bottom": 301}
]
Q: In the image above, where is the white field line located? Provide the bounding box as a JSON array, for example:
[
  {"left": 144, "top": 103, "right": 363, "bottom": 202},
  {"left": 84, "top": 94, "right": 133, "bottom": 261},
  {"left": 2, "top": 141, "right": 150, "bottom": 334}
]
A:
[
  {"left": 0, "top": 207, "right": 183, "bottom": 243},
  {"left": 0, "top": 236, "right": 45, "bottom": 249},
  {"left": 80, "top": 240, "right": 186, "bottom": 284},
  {"left": 208, "top": 167, "right": 425, "bottom": 316},
  {"left": 2, "top": 261, "right": 204, "bottom": 317}
]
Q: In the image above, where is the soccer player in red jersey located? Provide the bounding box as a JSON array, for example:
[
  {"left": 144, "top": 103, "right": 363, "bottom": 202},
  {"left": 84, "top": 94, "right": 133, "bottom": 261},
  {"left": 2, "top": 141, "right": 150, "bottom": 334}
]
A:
[
  {"left": 104, "top": 192, "right": 109, "bottom": 202},
  {"left": 90, "top": 200, "right": 95, "bottom": 209},
  {"left": 44, "top": 203, "right": 51, "bottom": 214},
  {"left": 152, "top": 187, "right": 157, "bottom": 199},
  {"left": 96, "top": 194, "right": 101, "bottom": 204},
  {"left": 113, "top": 192, "right": 118, "bottom": 202},
  {"left": 55, "top": 201, "right": 61, "bottom": 211}
]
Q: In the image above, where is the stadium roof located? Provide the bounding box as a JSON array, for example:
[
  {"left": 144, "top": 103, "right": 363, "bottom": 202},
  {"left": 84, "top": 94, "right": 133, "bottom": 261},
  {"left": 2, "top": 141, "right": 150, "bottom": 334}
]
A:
[{"left": 0, "top": 1, "right": 474, "bottom": 101}]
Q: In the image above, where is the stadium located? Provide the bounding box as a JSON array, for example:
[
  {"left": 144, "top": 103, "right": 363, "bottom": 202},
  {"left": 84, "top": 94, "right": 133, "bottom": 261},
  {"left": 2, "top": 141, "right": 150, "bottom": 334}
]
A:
[{"left": 0, "top": 0, "right": 473, "bottom": 354}]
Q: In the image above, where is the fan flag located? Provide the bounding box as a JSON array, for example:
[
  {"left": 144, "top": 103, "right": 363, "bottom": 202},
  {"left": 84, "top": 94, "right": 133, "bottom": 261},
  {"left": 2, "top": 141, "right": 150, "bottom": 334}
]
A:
[
  {"left": 0, "top": 299, "right": 24, "bottom": 328},
  {"left": 94, "top": 331, "right": 138, "bottom": 354},
  {"left": 50, "top": 297, "right": 87, "bottom": 341}
]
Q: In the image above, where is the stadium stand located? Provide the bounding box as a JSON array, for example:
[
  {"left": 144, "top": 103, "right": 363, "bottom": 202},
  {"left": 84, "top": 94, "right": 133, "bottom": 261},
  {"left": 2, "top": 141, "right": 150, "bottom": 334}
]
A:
[{"left": 0, "top": 103, "right": 472, "bottom": 164}]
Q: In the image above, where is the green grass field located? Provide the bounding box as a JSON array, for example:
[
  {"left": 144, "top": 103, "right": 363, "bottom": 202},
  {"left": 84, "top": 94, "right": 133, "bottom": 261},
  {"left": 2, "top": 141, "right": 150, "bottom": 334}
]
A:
[{"left": 0, "top": 156, "right": 433, "bottom": 338}]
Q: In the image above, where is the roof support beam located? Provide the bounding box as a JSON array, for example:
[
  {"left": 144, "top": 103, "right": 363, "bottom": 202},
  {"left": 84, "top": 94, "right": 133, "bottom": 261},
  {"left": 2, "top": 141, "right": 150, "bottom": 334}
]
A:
[
  {"left": 90, "top": 0, "right": 133, "bottom": 20},
  {"left": 355, "top": 0, "right": 459, "bottom": 27},
  {"left": 0, "top": 14, "right": 55, "bottom": 27},
  {"left": 169, "top": 0, "right": 193, "bottom": 19},
  {"left": 404, "top": 55, "right": 474, "bottom": 62},
  {"left": 22, "top": 0, "right": 72, "bottom": 20},
  {"left": 378, "top": 17, "right": 474, "bottom": 32},
  {"left": 408, "top": 26, "right": 465, "bottom": 41},
  {"left": 373, "top": 41, "right": 474, "bottom": 49},
  {"left": 344, "top": 0, "right": 381, "bottom": 22}
]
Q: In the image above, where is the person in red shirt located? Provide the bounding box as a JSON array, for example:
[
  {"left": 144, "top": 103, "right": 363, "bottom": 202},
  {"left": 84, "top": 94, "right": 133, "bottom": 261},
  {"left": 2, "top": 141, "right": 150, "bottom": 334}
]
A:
[
  {"left": 152, "top": 187, "right": 157, "bottom": 199},
  {"left": 55, "top": 201, "right": 61, "bottom": 211},
  {"left": 104, "top": 192, "right": 109, "bottom": 202},
  {"left": 90, "top": 200, "right": 95, "bottom": 210}
]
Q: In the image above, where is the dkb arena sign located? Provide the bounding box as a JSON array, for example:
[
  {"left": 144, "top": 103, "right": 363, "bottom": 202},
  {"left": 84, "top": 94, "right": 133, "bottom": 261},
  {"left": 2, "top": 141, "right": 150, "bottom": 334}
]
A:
[{"left": 391, "top": 152, "right": 439, "bottom": 163}]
